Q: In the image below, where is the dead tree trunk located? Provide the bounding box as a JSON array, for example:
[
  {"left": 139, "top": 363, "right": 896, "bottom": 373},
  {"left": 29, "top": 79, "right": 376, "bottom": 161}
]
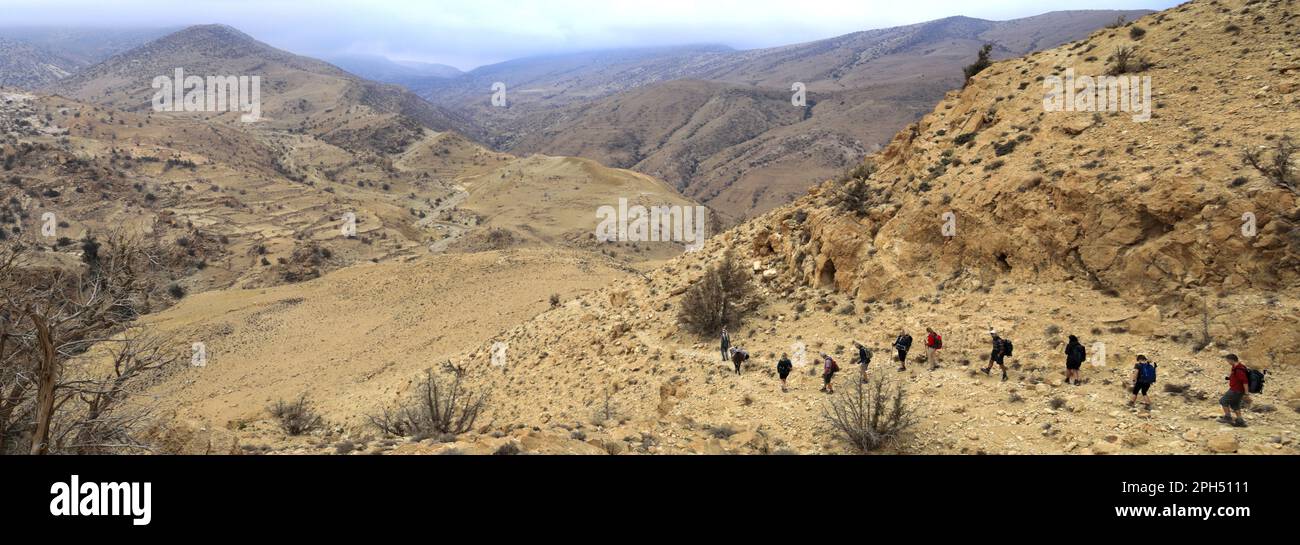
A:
[{"left": 28, "top": 313, "right": 56, "bottom": 455}]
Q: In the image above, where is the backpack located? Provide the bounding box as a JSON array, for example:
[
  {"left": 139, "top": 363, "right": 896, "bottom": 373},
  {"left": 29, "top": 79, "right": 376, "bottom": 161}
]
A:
[
  {"left": 932, "top": 334, "right": 943, "bottom": 349},
  {"left": 1002, "top": 338, "right": 1014, "bottom": 358},
  {"left": 1245, "top": 367, "right": 1266, "bottom": 394},
  {"left": 1137, "top": 362, "right": 1157, "bottom": 383},
  {"left": 828, "top": 358, "right": 839, "bottom": 373}
]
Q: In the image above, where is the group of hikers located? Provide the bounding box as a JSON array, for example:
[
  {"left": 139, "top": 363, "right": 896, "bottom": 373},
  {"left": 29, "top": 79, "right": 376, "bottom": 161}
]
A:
[{"left": 719, "top": 325, "right": 1265, "bottom": 427}]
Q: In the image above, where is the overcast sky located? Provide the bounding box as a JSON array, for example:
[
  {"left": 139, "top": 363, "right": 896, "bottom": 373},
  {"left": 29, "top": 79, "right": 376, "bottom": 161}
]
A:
[{"left": 2, "top": 0, "right": 1180, "bottom": 70}]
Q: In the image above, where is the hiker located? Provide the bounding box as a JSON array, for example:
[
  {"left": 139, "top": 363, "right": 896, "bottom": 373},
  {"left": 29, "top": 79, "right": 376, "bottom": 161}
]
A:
[
  {"left": 730, "top": 346, "right": 750, "bottom": 375},
  {"left": 820, "top": 353, "right": 839, "bottom": 394},
  {"left": 980, "top": 329, "right": 1010, "bottom": 382},
  {"left": 720, "top": 327, "right": 731, "bottom": 362},
  {"left": 924, "top": 327, "right": 943, "bottom": 370},
  {"left": 1064, "top": 335, "right": 1087, "bottom": 385},
  {"left": 1130, "top": 355, "right": 1157, "bottom": 409},
  {"left": 1218, "top": 354, "right": 1251, "bottom": 428},
  {"left": 853, "top": 341, "right": 872, "bottom": 376},
  {"left": 777, "top": 353, "right": 793, "bottom": 392},
  {"left": 894, "top": 330, "right": 913, "bottom": 371}
]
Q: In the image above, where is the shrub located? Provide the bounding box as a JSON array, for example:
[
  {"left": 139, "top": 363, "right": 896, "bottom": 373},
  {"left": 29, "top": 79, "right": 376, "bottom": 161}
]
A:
[
  {"left": 962, "top": 44, "right": 994, "bottom": 87},
  {"left": 677, "top": 246, "right": 755, "bottom": 335},
  {"left": 549, "top": 293, "right": 561, "bottom": 308},
  {"left": 166, "top": 283, "right": 186, "bottom": 299},
  {"left": 1242, "top": 136, "right": 1296, "bottom": 191},
  {"left": 823, "top": 375, "right": 917, "bottom": 453},
  {"left": 830, "top": 177, "right": 875, "bottom": 216},
  {"left": 1049, "top": 397, "right": 1068, "bottom": 410},
  {"left": 1129, "top": 26, "right": 1146, "bottom": 40},
  {"left": 1107, "top": 46, "right": 1152, "bottom": 76},
  {"left": 368, "top": 368, "right": 488, "bottom": 437},
  {"left": 269, "top": 394, "right": 324, "bottom": 436}
]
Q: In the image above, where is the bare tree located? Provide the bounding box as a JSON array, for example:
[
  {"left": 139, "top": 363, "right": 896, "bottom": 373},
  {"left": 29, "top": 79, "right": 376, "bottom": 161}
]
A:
[{"left": 1, "top": 233, "right": 179, "bottom": 455}]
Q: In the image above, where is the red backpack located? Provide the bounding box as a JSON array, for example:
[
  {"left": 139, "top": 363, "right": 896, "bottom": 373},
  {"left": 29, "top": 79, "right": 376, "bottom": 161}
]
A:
[{"left": 930, "top": 333, "right": 943, "bottom": 349}]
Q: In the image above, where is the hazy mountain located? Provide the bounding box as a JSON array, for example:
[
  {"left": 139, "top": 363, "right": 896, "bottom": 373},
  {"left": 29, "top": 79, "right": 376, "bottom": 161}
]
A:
[
  {"left": 0, "top": 26, "right": 174, "bottom": 65},
  {"left": 422, "top": 10, "right": 1153, "bottom": 217},
  {"left": 325, "top": 53, "right": 463, "bottom": 87}
]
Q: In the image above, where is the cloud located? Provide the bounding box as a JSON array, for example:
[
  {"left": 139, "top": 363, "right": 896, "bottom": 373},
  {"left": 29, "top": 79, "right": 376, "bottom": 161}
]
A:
[{"left": 0, "top": 0, "right": 1178, "bottom": 70}]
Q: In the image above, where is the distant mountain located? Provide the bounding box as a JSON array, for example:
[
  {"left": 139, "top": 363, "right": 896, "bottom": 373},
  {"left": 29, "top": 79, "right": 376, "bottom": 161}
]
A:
[
  {"left": 325, "top": 53, "right": 462, "bottom": 87},
  {"left": 0, "top": 37, "right": 79, "bottom": 88},
  {"left": 421, "top": 10, "right": 1153, "bottom": 217},
  {"left": 0, "top": 26, "right": 174, "bottom": 65},
  {"left": 0, "top": 26, "right": 173, "bottom": 89},
  {"left": 45, "top": 24, "right": 476, "bottom": 149}
]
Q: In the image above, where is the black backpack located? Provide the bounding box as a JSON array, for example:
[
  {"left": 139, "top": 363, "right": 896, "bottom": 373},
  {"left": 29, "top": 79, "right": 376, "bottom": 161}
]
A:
[
  {"left": 1002, "top": 338, "right": 1014, "bottom": 358},
  {"left": 1245, "top": 367, "right": 1266, "bottom": 394}
]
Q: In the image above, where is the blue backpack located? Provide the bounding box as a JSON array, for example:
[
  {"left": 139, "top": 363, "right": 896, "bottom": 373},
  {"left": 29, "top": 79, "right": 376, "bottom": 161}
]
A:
[{"left": 1137, "top": 362, "right": 1157, "bottom": 383}]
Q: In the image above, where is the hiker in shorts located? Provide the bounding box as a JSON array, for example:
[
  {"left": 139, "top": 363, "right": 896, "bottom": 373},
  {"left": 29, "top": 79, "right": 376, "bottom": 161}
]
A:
[
  {"left": 980, "top": 329, "right": 1009, "bottom": 382},
  {"left": 820, "top": 353, "right": 839, "bottom": 394},
  {"left": 730, "top": 346, "right": 750, "bottom": 375},
  {"left": 1218, "top": 354, "right": 1251, "bottom": 427},
  {"left": 1064, "top": 335, "right": 1087, "bottom": 386},
  {"left": 894, "top": 330, "right": 913, "bottom": 371},
  {"left": 1129, "top": 355, "right": 1157, "bottom": 409},
  {"left": 720, "top": 327, "right": 731, "bottom": 362},
  {"left": 777, "top": 353, "right": 793, "bottom": 392},
  {"left": 924, "top": 327, "right": 942, "bottom": 370},
  {"left": 853, "top": 341, "right": 872, "bottom": 378}
]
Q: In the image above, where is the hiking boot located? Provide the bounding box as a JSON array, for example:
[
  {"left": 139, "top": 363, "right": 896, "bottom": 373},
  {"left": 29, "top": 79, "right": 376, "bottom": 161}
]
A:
[
  {"left": 980, "top": 368, "right": 991, "bottom": 376},
  {"left": 1232, "top": 419, "right": 1248, "bottom": 428},
  {"left": 897, "top": 366, "right": 906, "bottom": 372},
  {"left": 1216, "top": 416, "right": 1234, "bottom": 424},
  {"left": 1001, "top": 373, "right": 1008, "bottom": 382}
]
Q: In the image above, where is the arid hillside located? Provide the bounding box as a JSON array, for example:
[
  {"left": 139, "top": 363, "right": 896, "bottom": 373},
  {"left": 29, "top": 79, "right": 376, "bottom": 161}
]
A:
[
  {"left": 73, "top": 0, "right": 1300, "bottom": 457},
  {"left": 405, "top": 0, "right": 1296, "bottom": 456}
]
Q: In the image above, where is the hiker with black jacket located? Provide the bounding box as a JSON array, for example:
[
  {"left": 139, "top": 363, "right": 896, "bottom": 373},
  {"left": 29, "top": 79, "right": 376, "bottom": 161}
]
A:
[
  {"left": 1218, "top": 354, "right": 1251, "bottom": 428},
  {"left": 730, "top": 346, "right": 750, "bottom": 375},
  {"left": 853, "top": 341, "right": 872, "bottom": 377},
  {"left": 894, "top": 330, "right": 913, "bottom": 371},
  {"left": 980, "top": 329, "right": 1011, "bottom": 382},
  {"left": 1064, "top": 335, "right": 1087, "bottom": 386},
  {"left": 777, "top": 353, "right": 793, "bottom": 392},
  {"left": 720, "top": 327, "right": 731, "bottom": 362},
  {"left": 1129, "top": 355, "right": 1157, "bottom": 409}
]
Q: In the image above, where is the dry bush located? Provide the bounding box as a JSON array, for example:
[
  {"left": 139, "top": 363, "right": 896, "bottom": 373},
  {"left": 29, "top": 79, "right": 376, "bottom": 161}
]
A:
[
  {"left": 369, "top": 368, "right": 488, "bottom": 437},
  {"left": 677, "top": 246, "right": 755, "bottom": 336},
  {"left": 269, "top": 394, "right": 324, "bottom": 436},
  {"left": 823, "top": 375, "right": 917, "bottom": 453},
  {"left": 1243, "top": 136, "right": 1296, "bottom": 191},
  {"left": 1107, "top": 46, "right": 1152, "bottom": 75}
]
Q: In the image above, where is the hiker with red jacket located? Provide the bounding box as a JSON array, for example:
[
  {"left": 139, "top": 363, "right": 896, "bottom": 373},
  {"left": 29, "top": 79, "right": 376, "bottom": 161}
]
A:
[
  {"left": 924, "top": 327, "right": 942, "bottom": 370},
  {"left": 820, "top": 353, "right": 839, "bottom": 394},
  {"left": 1218, "top": 354, "right": 1251, "bottom": 428}
]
